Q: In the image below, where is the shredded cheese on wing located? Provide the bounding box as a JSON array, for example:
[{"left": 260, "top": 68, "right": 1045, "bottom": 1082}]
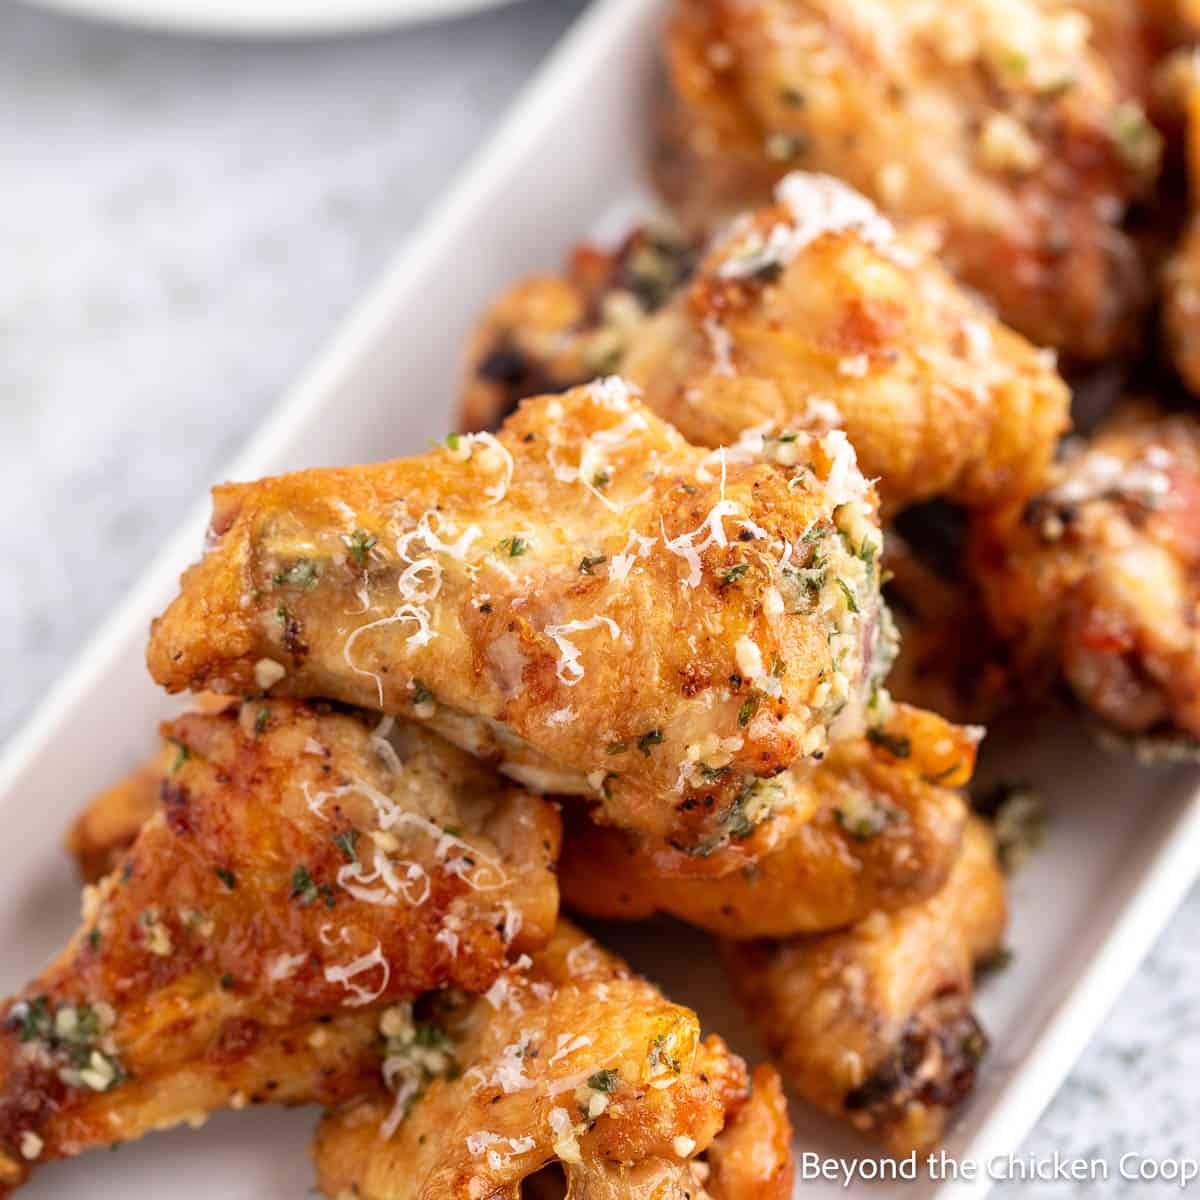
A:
[
  {"left": 324, "top": 943, "right": 390, "bottom": 1006},
  {"left": 661, "top": 500, "right": 740, "bottom": 588},
  {"left": 544, "top": 617, "right": 621, "bottom": 686}
]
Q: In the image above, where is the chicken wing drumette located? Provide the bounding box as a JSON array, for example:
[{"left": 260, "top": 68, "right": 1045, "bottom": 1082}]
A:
[
  {"left": 148, "top": 382, "right": 890, "bottom": 864},
  {"left": 462, "top": 178, "right": 1070, "bottom": 516},
  {"left": 661, "top": 0, "right": 1164, "bottom": 360},
  {"left": 722, "top": 816, "right": 1007, "bottom": 1157},
  {"left": 558, "top": 703, "right": 977, "bottom": 938},
  {"left": 969, "top": 402, "right": 1200, "bottom": 747},
  {"left": 311, "top": 920, "right": 794, "bottom": 1200},
  {"left": 0, "top": 701, "right": 560, "bottom": 1192}
]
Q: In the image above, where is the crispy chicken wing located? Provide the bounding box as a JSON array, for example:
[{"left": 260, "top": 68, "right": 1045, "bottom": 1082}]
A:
[
  {"left": 461, "top": 227, "right": 699, "bottom": 435},
  {"left": 461, "top": 179, "right": 1070, "bottom": 516},
  {"left": 0, "top": 701, "right": 560, "bottom": 1191},
  {"left": 559, "top": 704, "right": 975, "bottom": 937},
  {"left": 148, "top": 382, "right": 890, "bottom": 862},
  {"left": 661, "top": 0, "right": 1164, "bottom": 360},
  {"left": 722, "top": 816, "right": 1007, "bottom": 1156},
  {"left": 311, "top": 920, "right": 793, "bottom": 1200},
  {"left": 969, "top": 402, "right": 1200, "bottom": 743}
]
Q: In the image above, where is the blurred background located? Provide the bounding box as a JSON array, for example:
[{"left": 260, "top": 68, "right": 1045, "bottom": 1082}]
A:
[{"left": 0, "top": 1, "right": 1196, "bottom": 1193}]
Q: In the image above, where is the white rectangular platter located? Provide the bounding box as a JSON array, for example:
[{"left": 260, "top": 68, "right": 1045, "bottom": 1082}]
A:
[{"left": 2, "top": 0, "right": 1199, "bottom": 1196}]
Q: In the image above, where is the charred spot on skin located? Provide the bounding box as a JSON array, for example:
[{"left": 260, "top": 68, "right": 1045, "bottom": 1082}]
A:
[
  {"left": 160, "top": 779, "right": 193, "bottom": 837},
  {"left": 275, "top": 604, "right": 309, "bottom": 662}
]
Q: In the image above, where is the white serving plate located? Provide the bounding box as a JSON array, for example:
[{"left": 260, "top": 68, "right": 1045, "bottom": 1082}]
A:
[
  {"left": 2, "top": 0, "right": 1199, "bottom": 1196},
  {"left": 15, "top": 0, "right": 525, "bottom": 38}
]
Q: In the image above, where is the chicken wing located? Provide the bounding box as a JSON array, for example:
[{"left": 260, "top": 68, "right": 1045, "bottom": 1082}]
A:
[
  {"left": 661, "top": 0, "right": 1163, "bottom": 360},
  {"left": 721, "top": 816, "right": 1006, "bottom": 1157},
  {"left": 311, "top": 920, "right": 794, "bottom": 1200},
  {"left": 969, "top": 402, "right": 1200, "bottom": 745},
  {"left": 0, "top": 701, "right": 560, "bottom": 1191},
  {"left": 559, "top": 703, "right": 975, "bottom": 937},
  {"left": 461, "top": 226, "right": 699, "bottom": 435},
  {"left": 461, "top": 179, "right": 1070, "bottom": 516},
  {"left": 147, "top": 382, "right": 890, "bottom": 862}
]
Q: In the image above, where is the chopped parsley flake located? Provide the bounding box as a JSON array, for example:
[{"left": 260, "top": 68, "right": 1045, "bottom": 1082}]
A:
[
  {"left": 411, "top": 679, "right": 434, "bottom": 706},
  {"left": 606, "top": 741, "right": 629, "bottom": 755},
  {"left": 273, "top": 560, "right": 319, "bottom": 589},
  {"left": 214, "top": 867, "right": 237, "bottom": 890},
  {"left": 720, "top": 563, "right": 750, "bottom": 586},
  {"left": 592, "top": 470, "right": 611, "bottom": 490},
  {"left": 497, "top": 535, "right": 529, "bottom": 558},
  {"left": 866, "top": 727, "right": 911, "bottom": 758},
  {"left": 289, "top": 865, "right": 317, "bottom": 907},
  {"left": 346, "top": 529, "right": 378, "bottom": 567},
  {"left": 637, "top": 729, "right": 664, "bottom": 756},
  {"left": 836, "top": 578, "right": 859, "bottom": 613},
  {"left": 587, "top": 1069, "right": 619, "bottom": 1093},
  {"left": 648, "top": 1034, "right": 681, "bottom": 1074},
  {"left": 333, "top": 830, "right": 359, "bottom": 864},
  {"left": 168, "top": 737, "right": 189, "bottom": 773},
  {"left": 255, "top": 706, "right": 271, "bottom": 736},
  {"left": 579, "top": 555, "right": 608, "bottom": 575},
  {"left": 738, "top": 694, "right": 760, "bottom": 727}
]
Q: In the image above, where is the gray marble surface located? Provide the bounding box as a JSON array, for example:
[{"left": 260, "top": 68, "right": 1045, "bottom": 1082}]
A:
[{"left": 0, "top": 0, "right": 1195, "bottom": 1193}]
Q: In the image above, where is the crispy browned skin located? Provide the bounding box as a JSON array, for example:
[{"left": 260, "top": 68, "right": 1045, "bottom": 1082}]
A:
[
  {"left": 148, "top": 383, "right": 889, "bottom": 861},
  {"left": 461, "top": 184, "right": 1071, "bottom": 516},
  {"left": 461, "top": 229, "right": 699, "bottom": 435},
  {"left": 623, "top": 177, "right": 1071, "bottom": 514},
  {"left": 661, "top": 0, "right": 1163, "bottom": 360},
  {"left": 0, "top": 701, "right": 560, "bottom": 1191},
  {"left": 559, "top": 704, "right": 975, "bottom": 937},
  {"left": 723, "top": 817, "right": 1007, "bottom": 1156},
  {"left": 970, "top": 403, "right": 1200, "bottom": 740},
  {"left": 66, "top": 695, "right": 237, "bottom": 884},
  {"left": 311, "top": 921, "right": 792, "bottom": 1199}
]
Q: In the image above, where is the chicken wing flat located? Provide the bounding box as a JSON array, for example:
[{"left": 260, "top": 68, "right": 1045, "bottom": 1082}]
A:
[
  {"left": 148, "top": 382, "right": 891, "bottom": 861},
  {"left": 969, "top": 402, "right": 1200, "bottom": 745},
  {"left": 661, "top": 0, "right": 1163, "bottom": 360},
  {"left": 461, "top": 179, "right": 1070, "bottom": 516},
  {"left": 559, "top": 703, "right": 975, "bottom": 937},
  {"left": 0, "top": 701, "right": 560, "bottom": 1191},
  {"left": 722, "top": 816, "right": 1006, "bottom": 1157},
  {"left": 311, "top": 920, "right": 794, "bottom": 1200}
]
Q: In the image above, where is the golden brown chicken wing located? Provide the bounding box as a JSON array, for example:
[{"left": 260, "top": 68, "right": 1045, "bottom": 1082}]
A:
[
  {"left": 311, "top": 920, "right": 794, "bottom": 1200},
  {"left": 461, "top": 227, "right": 699, "bottom": 435},
  {"left": 661, "top": 0, "right": 1164, "bottom": 360},
  {"left": 0, "top": 701, "right": 560, "bottom": 1191},
  {"left": 461, "top": 180, "right": 1070, "bottom": 516},
  {"left": 148, "top": 382, "right": 890, "bottom": 862},
  {"left": 722, "top": 816, "right": 1007, "bottom": 1157},
  {"left": 969, "top": 402, "right": 1200, "bottom": 744},
  {"left": 559, "top": 703, "right": 976, "bottom": 937}
]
